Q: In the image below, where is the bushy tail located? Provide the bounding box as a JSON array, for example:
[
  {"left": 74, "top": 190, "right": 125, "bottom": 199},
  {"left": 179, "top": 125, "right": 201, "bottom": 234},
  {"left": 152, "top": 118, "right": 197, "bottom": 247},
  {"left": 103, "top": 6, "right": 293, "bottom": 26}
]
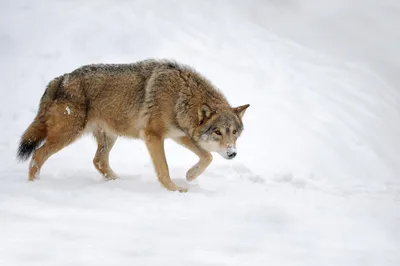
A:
[
  {"left": 17, "top": 75, "right": 64, "bottom": 161},
  {"left": 17, "top": 119, "right": 47, "bottom": 161}
]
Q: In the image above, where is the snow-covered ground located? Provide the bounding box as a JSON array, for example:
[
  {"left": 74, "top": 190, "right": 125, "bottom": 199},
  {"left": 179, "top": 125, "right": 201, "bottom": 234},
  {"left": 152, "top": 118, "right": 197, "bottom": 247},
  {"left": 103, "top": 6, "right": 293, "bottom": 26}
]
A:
[{"left": 1, "top": 0, "right": 399, "bottom": 265}]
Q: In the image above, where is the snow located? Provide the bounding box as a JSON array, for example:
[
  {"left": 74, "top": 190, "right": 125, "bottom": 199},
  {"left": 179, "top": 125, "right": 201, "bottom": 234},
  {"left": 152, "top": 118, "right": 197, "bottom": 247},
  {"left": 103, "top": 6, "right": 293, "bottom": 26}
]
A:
[{"left": 1, "top": 0, "right": 400, "bottom": 265}]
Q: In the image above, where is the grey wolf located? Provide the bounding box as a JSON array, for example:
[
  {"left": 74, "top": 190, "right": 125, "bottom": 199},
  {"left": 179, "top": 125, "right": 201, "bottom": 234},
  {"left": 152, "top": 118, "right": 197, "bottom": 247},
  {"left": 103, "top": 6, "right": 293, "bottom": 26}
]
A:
[{"left": 17, "top": 59, "right": 250, "bottom": 192}]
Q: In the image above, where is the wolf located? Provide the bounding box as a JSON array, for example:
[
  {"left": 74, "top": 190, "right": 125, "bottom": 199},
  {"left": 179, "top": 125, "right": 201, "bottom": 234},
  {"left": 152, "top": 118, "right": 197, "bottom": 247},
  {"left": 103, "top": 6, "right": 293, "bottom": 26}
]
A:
[{"left": 17, "top": 59, "right": 250, "bottom": 192}]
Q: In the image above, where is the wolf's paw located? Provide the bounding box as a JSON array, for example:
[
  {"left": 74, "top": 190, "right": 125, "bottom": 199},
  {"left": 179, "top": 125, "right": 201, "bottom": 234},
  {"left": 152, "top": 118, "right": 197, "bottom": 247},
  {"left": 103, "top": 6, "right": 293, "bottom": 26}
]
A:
[
  {"left": 186, "top": 165, "right": 201, "bottom": 181},
  {"left": 176, "top": 186, "right": 188, "bottom": 193},
  {"left": 167, "top": 185, "right": 188, "bottom": 193},
  {"left": 103, "top": 171, "right": 118, "bottom": 181},
  {"left": 186, "top": 155, "right": 212, "bottom": 181}
]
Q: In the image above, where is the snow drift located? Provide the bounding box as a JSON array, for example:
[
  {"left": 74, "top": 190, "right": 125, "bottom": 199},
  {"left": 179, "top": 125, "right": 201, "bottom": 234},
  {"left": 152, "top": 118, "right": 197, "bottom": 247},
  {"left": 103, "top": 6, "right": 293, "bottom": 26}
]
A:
[{"left": 0, "top": 0, "right": 399, "bottom": 265}]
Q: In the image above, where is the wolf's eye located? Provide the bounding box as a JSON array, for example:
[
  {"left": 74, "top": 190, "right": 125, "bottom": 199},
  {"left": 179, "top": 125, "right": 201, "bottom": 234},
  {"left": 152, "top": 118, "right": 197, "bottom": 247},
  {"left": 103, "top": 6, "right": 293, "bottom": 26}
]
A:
[
  {"left": 215, "top": 130, "right": 222, "bottom": 136},
  {"left": 232, "top": 130, "right": 237, "bottom": 134}
]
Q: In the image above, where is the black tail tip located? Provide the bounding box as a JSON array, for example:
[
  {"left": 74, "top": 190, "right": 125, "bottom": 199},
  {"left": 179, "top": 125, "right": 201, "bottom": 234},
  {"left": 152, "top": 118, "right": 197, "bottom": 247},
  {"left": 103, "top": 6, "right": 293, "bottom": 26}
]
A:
[{"left": 17, "top": 140, "right": 39, "bottom": 161}]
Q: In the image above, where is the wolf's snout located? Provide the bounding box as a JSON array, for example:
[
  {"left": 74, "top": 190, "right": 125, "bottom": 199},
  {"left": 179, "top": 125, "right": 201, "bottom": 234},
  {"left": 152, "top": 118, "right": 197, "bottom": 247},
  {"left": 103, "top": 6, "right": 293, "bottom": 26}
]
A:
[
  {"left": 227, "top": 151, "right": 237, "bottom": 159},
  {"left": 226, "top": 145, "right": 237, "bottom": 159}
]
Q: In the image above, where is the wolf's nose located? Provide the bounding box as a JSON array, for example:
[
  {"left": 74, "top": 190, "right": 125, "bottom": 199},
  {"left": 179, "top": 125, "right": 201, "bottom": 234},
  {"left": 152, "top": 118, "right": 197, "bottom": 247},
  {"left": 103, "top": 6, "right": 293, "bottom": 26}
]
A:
[{"left": 228, "top": 152, "right": 237, "bottom": 159}]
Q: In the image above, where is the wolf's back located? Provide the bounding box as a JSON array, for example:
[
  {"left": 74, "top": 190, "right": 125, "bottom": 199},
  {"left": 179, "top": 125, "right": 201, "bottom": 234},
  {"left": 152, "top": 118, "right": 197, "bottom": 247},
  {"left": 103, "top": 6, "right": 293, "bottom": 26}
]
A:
[{"left": 17, "top": 75, "right": 64, "bottom": 161}]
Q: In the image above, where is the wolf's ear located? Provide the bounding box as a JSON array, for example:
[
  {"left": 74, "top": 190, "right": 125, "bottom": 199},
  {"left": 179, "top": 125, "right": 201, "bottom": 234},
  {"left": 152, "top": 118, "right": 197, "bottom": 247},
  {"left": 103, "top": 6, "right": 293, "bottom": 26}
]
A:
[
  {"left": 198, "top": 104, "right": 214, "bottom": 125},
  {"left": 232, "top": 104, "right": 250, "bottom": 119}
]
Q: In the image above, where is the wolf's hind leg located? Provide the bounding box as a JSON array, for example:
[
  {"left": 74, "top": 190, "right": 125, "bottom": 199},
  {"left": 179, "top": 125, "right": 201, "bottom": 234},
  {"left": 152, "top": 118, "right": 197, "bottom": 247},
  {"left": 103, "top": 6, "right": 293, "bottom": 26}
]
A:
[
  {"left": 93, "top": 128, "right": 118, "bottom": 180},
  {"left": 29, "top": 102, "right": 85, "bottom": 181},
  {"left": 172, "top": 136, "right": 213, "bottom": 181}
]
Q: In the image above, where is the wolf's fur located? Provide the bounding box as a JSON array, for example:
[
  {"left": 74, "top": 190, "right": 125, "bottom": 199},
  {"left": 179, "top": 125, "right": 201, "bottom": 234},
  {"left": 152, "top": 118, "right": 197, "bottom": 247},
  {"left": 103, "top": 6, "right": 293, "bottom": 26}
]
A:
[{"left": 17, "top": 59, "right": 249, "bottom": 192}]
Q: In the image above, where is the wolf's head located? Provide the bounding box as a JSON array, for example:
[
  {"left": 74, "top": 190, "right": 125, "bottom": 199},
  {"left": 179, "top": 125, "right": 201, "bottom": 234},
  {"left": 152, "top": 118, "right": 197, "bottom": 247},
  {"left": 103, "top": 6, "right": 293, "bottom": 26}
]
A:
[{"left": 193, "top": 103, "right": 250, "bottom": 159}]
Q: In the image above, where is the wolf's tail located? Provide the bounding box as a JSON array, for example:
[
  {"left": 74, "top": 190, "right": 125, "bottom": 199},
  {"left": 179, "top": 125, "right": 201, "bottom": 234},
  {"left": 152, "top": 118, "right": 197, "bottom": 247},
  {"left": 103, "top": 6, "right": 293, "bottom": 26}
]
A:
[{"left": 17, "top": 75, "right": 64, "bottom": 161}]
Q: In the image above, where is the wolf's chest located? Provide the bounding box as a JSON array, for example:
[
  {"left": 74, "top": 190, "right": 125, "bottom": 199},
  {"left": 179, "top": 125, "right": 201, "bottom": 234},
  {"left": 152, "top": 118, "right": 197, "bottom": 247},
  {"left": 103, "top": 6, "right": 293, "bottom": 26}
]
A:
[{"left": 165, "top": 127, "right": 186, "bottom": 139}]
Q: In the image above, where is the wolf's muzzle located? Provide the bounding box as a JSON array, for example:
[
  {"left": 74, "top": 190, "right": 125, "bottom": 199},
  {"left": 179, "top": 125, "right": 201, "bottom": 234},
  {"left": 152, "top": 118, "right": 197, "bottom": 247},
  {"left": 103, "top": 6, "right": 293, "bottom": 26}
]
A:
[
  {"left": 226, "top": 145, "right": 237, "bottom": 159},
  {"left": 227, "top": 151, "right": 237, "bottom": 159}
]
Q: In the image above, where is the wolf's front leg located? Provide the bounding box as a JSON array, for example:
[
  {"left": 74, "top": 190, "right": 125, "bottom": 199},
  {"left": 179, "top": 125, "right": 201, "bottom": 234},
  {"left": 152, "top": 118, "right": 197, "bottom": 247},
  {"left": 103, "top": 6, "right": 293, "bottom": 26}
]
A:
[
  {"left": 144, "top": 134, "right": 188, "bottom": 193},
  {"left": 173, "top": 136, "right": 213, "bottom": 181}
]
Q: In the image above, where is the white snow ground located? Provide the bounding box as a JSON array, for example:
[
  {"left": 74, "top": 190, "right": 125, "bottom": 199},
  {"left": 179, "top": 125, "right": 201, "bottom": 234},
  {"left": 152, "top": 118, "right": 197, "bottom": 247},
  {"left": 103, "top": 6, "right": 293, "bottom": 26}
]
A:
[{"left": 1, "top": 0, "right": 399, "bottom": 265}]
